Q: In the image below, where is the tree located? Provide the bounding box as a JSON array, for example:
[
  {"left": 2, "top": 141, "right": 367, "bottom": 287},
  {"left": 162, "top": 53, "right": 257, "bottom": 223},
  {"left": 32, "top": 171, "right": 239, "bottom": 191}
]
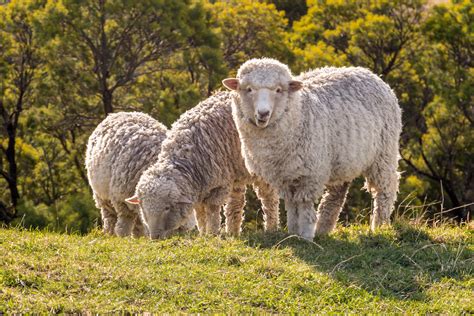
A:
[
  {"left": 0, "top": 0, "right": 43, "bottom": 223},
  {"left": 267, "top": 0, "right": 308, "bottom": 26},
  {"left": 41, "top": 0, "right": 222, "bottom": 116},
  {"left": 206, "top": 0, "right": 294, "bottom": 72},
  {"left": 401, "top": 0, "right": 473, "bottom": 221},
  {"left": 290, "top": 0, "right": 425, "bottom": 75},
  {"left": 31, "top": 0, "right": 225, "bottom": 200}
]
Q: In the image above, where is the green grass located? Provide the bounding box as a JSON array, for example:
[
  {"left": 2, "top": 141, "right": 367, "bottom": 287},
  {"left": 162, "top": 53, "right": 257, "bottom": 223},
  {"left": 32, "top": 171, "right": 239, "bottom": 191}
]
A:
[{"left": 1, "top": 222, "right": 472, "bottom": 313}]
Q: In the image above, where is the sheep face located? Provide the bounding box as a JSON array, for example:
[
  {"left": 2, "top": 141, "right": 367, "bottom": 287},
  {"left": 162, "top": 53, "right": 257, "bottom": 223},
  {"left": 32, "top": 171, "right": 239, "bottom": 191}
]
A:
[
  {"left": 223, "top": 77, "right": 302, "bottom": 129},
  {"left": 140, "top": 199, "right": 194, "bottom": 239},
  {"left": 126, "top": 179, "right": 194, "bottom": 239}
]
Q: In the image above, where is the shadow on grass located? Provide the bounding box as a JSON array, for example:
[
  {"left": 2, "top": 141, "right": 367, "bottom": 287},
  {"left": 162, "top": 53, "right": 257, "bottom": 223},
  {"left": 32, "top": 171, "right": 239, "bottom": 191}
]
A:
[{"left": 242, "top": 222, "right": 473, "bottom": 302}]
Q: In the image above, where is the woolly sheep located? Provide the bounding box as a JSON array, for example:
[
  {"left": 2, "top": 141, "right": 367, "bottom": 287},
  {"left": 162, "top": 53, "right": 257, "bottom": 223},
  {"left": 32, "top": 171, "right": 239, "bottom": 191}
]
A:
[
  {"left": 126, "top": 92, "right": 280, "bottom": 239},
  {"left": 85, "top": 112, "right": 195, "bottom": 237},
  {"left": 223, "top": 58, "right": 402, "bottom": 240}
]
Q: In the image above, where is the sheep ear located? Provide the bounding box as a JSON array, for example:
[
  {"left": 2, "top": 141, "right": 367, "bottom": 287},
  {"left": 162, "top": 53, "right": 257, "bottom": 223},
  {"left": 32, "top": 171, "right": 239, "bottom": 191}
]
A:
[
  {"left": 222, "top": 78, "right": 239, "bottom": 91},
  {"left": 179, "top": 196, "right": 193, "bottom": 204},
  {"left": 125, "top": 195, "right": 141, "bottom": 205},
  {"left": 289, "top": 80, "right": 303, "bottom": 92}
]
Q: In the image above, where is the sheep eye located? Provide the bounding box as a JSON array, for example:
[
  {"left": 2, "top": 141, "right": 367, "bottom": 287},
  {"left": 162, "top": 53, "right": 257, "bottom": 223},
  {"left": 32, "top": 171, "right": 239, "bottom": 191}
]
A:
[
  {"left": 276, "top": 87, "right": 282, "bottom": 93},
  {"left": 246, "top": 87, "right": 252, "bottom": 93}
]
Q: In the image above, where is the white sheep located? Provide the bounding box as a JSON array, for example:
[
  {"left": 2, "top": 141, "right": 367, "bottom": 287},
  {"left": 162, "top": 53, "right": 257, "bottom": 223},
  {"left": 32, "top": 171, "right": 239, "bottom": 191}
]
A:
[
  {"left": 85, "top": 112, "right": 195, "bottom": 237},
  {"left": 126, "top": 92, "right": 280, "bottom": 239},
  {"left": 223, "top": 58, "right": 402, "bottom": 240}
]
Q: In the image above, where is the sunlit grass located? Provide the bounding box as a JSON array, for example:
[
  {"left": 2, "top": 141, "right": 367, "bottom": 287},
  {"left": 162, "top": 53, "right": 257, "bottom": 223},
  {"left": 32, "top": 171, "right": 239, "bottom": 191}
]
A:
[{"left": 0, "top": 222, "right": 472, "bottom": 313}]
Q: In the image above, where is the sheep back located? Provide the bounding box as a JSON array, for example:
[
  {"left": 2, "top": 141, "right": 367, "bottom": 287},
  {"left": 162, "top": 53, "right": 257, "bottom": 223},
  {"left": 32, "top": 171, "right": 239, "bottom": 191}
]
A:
[{"left": 86, "top": 112, "right": 168, "bottom": 205}]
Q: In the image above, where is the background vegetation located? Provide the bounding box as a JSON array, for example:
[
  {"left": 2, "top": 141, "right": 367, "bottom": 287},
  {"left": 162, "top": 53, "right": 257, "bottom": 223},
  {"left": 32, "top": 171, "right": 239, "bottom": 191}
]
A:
[{"left": 0, "top": 0, "right": 472, "bottom": 233}]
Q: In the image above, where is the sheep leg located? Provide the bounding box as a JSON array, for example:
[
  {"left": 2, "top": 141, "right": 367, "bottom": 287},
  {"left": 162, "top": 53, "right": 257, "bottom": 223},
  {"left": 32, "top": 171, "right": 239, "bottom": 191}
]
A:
[
  {"left": 113, "top": 201, "right": 136, "bottom": 237},
  {"left": 132, "top": 216, "right": 147, "bottom": 238},
  {"left": 286, "top": 198, "right": 317, "bottom": 240},
  {"left": 194, "top": 203, "right": 207, "bottom": 234},
  {"left": 365, "top": 158, "right": 399, "bottom": 231},
  {"left": 285, "top": 199, "right": 299, "bottom": 235},
  {"left": 224, "top": 184, "right": 246, "bottom": 236},
  {"left": 296, "top": 200, "right": 318, "bottom": 241},
  {"left": 315, "top": 182, "right": 350, "bottom": 235},
  {"left": 206, "top": 204, "right": 221, "bottom": 235},
  {"left": 253, "top": 179, "right": 280, "bottom": 231},
  {"left": 94, "top": 194, "right": 117, "bottom": 235}
]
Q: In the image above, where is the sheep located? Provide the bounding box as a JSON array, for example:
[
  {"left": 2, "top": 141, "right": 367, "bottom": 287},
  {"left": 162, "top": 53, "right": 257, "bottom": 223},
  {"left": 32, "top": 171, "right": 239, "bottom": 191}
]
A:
[
  {"left": 125, "top": 92, "right": 280, "bottom": 239},
  {"left": 223, "top": 58, "right": 402, "bottom": 240},
  {"left": 85, "top": 112, "right": 196, "bottom": 237}
]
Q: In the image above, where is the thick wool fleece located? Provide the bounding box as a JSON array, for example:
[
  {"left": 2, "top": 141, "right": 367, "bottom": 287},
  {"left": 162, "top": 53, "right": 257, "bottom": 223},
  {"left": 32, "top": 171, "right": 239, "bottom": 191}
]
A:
[
  {"left": 231, "top": 58, "right": 402, "bottom": 239},
  {"left": 85, "top": 112, "right": 168, "bottom": 237},
  {"left": 135, "top": 92, "right": 279, "bottom": 237}
]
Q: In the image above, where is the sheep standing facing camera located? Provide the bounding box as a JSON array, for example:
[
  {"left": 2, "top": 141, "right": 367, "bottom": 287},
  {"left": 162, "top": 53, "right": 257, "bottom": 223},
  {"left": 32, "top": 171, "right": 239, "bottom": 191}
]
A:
[
  {"left": 224, "top": 58, "right": 402, "bottom": 240},
  {"left": 85, "top": 112, "right": 195, "bottom": 237},
  {"left": 126, "top": 92, "right": 280, "bottom": 239}
]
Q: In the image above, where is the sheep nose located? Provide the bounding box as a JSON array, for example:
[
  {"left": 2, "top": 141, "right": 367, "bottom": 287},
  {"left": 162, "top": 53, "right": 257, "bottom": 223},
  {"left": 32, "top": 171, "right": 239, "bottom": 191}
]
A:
[{"left": 257, "top": 110, "right": 270, "bottom": 118}]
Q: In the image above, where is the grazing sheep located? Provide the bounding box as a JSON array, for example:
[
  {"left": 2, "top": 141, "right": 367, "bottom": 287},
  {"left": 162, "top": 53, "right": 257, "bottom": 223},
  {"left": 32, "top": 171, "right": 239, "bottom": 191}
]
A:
[
  {"left": 223, "top": 58, "right": 402, "bottom": 240},
  {"left": 85, "top": 112, "right": 195, "bottom": 237},
  {"left": 126, "top": 92, "right": 280, "bottom": 239}
]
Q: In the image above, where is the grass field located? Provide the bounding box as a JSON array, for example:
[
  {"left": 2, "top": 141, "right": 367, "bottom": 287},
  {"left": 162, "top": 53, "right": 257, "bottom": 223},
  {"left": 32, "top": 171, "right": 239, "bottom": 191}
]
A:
[{"left": 1, "top": 222, "right": 472, "bottom": 313}]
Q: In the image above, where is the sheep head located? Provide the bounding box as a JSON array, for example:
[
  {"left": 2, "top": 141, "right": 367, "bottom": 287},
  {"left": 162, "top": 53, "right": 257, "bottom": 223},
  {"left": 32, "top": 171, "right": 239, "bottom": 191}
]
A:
[
  {"left": 223, "top": 58, "right": 302, "bottom": 129},
  {"left": 126, "top": 176, "right": 195, "bottom": 239}
]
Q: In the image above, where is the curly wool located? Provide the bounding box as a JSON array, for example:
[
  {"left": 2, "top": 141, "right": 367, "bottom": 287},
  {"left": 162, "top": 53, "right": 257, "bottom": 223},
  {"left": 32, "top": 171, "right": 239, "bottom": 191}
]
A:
[
  {"left": 85, "top": 112, "right": 168, "bottom": 237},
  {"left": 135, "top": 92, "right": 279, "bottom": 236},
  {"left": 231, "top": 58, "right": 402, "bottom": 239}
]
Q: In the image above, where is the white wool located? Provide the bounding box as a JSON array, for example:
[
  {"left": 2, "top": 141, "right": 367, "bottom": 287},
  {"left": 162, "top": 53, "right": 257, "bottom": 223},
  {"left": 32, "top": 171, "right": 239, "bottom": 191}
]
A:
[
  {"left": 231, "top": 58, "right": 402, "bottom": 240},
  {"left": 85, "top": 112, "right": 173, "bottom": 237},
  {"left": 133, "top": 92, "right": 280, "bottom": 239}
]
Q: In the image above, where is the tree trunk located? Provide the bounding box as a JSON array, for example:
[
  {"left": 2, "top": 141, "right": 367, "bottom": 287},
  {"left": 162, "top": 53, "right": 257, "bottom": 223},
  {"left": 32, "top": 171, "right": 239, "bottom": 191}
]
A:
[
  {"left": 3, "top": 122, "right": 20, "bottom": 223},
  {"left": 102, "top": 88, "right": 113, "bottom": 116}
]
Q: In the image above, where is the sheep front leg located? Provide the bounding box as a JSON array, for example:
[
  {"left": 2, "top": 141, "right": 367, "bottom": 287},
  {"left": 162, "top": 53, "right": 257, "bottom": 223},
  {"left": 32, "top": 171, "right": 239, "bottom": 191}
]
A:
[
  {"left": 297, "top": 200, "right": 317, "bottom": 241},
  {"left": 286, "top": 198, "right": 317, "bottom": 240},
  {"left": 285, "top": 199, "right": 299, "bottom": 235},
  {"left": 224, "top": 184, "right": 246, "bottom": 236},
  {"left": 206, "top": 204, "right": 222, "bottom": 235},
  {"left": 253, "top": 180, "right": 280, "bottom": 231}
]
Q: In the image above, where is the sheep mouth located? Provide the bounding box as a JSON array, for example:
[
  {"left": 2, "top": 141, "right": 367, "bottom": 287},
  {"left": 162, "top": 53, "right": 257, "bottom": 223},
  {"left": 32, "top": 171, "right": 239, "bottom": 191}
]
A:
[{"left": 256, "top": 118, "right": 269, "bottom": 127}]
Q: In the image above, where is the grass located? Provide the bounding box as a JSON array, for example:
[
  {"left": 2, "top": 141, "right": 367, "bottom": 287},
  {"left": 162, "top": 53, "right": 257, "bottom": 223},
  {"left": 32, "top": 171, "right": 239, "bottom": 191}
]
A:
[{"left": 0, "top": 222, "right": 472, "bottom": 313}]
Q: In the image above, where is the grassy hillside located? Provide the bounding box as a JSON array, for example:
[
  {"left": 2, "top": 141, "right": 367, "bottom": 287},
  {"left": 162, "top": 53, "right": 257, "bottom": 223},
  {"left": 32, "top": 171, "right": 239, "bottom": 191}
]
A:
[{"left": 1, "top": 223, "right": 472, "bottom": 313}]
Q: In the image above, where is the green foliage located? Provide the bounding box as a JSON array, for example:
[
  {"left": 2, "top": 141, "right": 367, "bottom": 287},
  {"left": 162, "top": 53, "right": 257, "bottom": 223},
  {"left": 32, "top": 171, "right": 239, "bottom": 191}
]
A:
[
  {"left": 267, "top": 0, "right": 307, "bottom": 25},
  {"left": 206, "top": 0, "right": 294, "bottom": 71},
  {"left": 15, "top": 191, "right": 97, "bottom": 234},
  {"left": 0, "top": 224, "right": 472, "bottom": 312},
  {"left": 0, "top": 0, "right": 472, "bottom": 230},
  {"left": 400, "top": 0, "right": 473, "bottom": 220}
]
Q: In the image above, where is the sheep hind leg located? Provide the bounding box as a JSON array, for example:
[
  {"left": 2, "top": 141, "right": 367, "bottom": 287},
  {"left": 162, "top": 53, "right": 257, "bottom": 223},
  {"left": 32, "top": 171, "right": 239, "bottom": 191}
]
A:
[
  {"left": 194, "top": 203, "right": 207, "bottom": 235},
  {"left": 365, "top": 160, "right": 399, "bottom": 231},
  {"left": 253, "top": 179, "right": 280, "bottom": 232},
  {"left": 206, "top": 204, "right": 222, "bottom": 235},
  {"left": 224, "top": 184, "right": 246, "bottom": 236},
  {"left": 95, "top": 195, "right": 116, "bottom": 235},
  {"left": 113, "top": 201, "right": 136, "bottom": 237},
  {"left": 315, "top": 182, "right": 350, "bottom": 235}
]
